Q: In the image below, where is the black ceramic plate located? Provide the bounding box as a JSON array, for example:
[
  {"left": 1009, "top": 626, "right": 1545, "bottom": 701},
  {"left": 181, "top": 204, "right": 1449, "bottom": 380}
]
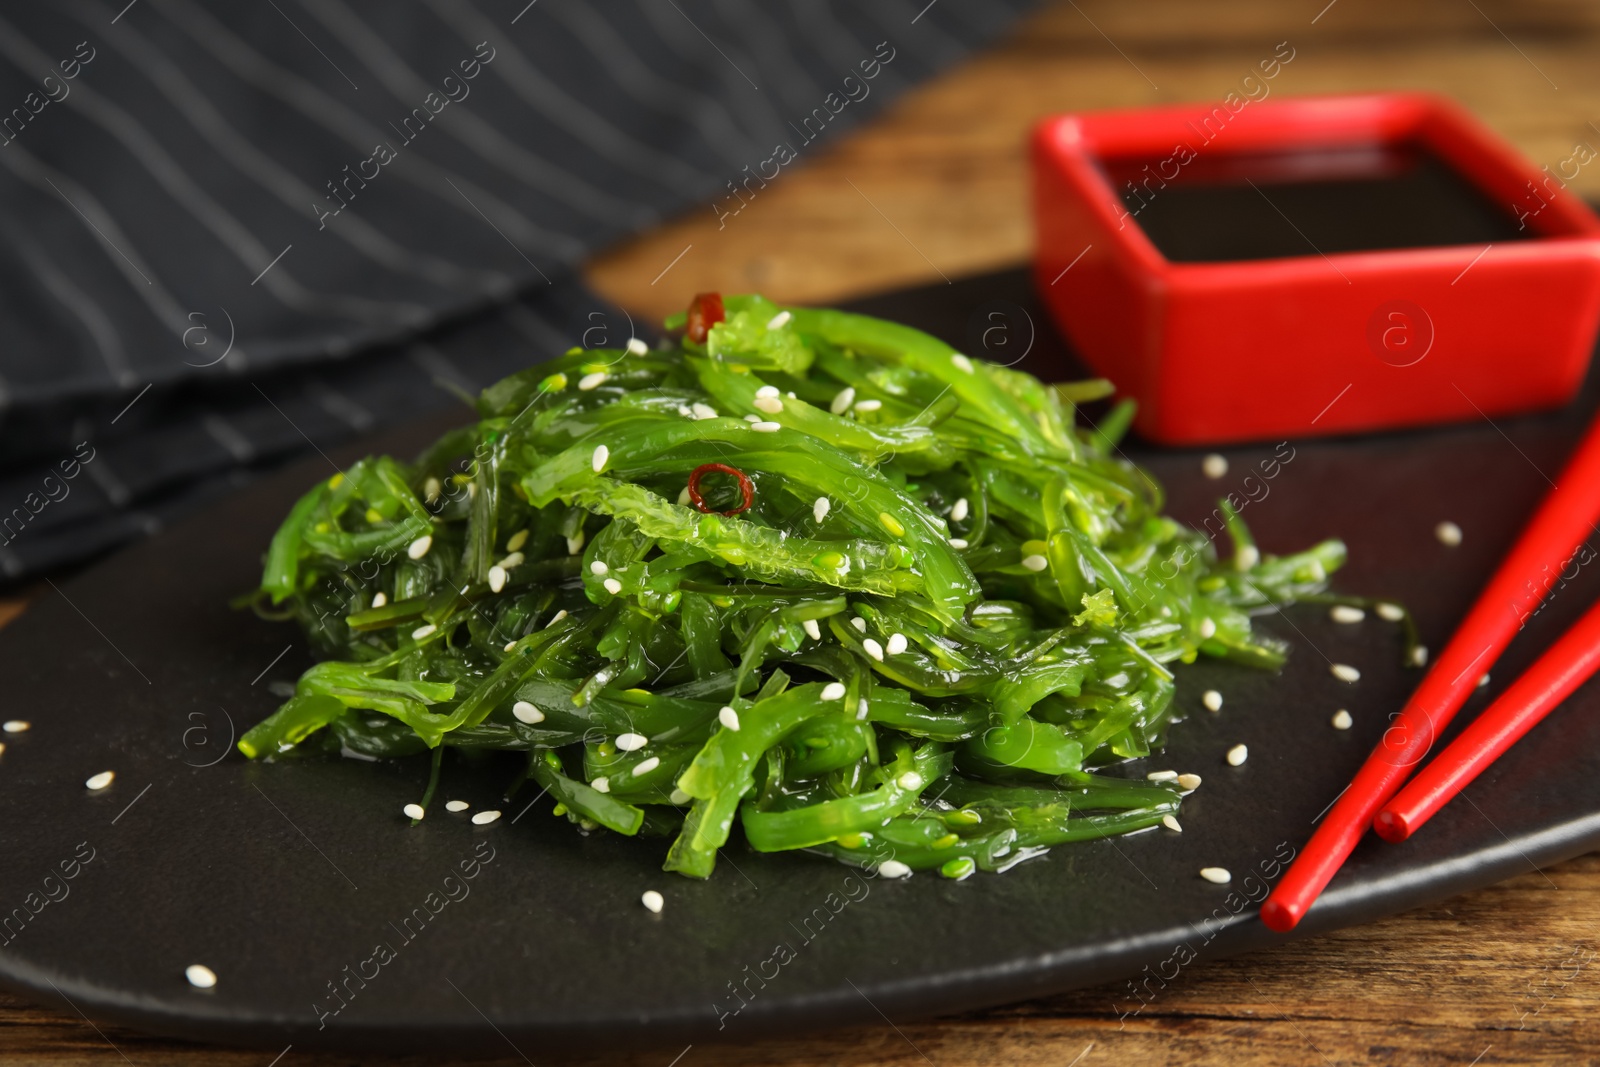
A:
[{"left": 4, "top": 268, "right": 1600, "bottom": 1058}]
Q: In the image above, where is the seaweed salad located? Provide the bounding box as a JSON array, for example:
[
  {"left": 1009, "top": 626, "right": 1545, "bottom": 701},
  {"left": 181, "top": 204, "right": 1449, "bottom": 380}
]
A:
[{"left": 240, "top": 292, "right": 1346, "bottom": 881}]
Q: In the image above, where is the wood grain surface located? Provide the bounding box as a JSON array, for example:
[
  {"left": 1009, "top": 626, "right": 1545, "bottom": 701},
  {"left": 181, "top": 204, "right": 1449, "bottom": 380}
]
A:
[{"left": 7, "top": 1, "right": 1600, "bottom": 1063}]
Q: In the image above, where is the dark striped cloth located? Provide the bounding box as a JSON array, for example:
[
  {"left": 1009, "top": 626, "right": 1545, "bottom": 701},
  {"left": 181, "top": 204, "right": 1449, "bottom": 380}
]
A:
[{"left": 0, "top": 0, "right": 1037, "bottom": 582}]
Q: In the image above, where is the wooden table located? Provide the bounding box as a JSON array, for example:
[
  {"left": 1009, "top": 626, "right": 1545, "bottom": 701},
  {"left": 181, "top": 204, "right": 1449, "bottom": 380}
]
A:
[{"left": 7, "top": 1, "right": 1600, "bottom": 1062}]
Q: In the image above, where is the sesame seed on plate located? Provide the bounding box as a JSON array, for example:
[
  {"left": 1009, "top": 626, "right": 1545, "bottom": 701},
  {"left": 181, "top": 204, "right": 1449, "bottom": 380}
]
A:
[
  {"left": 754, "top": 396, "right": 784, "bottom": 414},
  {"left": 886, "top": 632, "right": 908, "bottom": 656},
  {"left": 950, "top": 497, "right": 969, "bottom": 522},
  {"left": 1163, "top": 815, "right": 1182, "bottom": 832},
  {"left": 1435, "top": 521, "right": 1463, "bottom": 546},
  {"left": 802, "top": 619, "right": 822, "bottom": 641},
  {"left": 692, "top": 402, "right": 718, "bottom": 420},
  {"left": 513, "top": 701, "right": 545, "bottom": 724},
  {"left": 1410, "top": 646, "right": 1429, "bottom": 667},
  {"left": 1021, "top": 554, "right": 1049, "bottom": 572},
  {"left": 752, "top": 421, "right": 781, "bottom": 432},
  {"left": 1176, "top": 773, "right": 1202, "bottom": 791},
  {"left": 603, "top": 578, "right": 623, "bottom": 595},
  {"left": 641, "top": 889, "right": 665, "bottom": 913},
  {"left": 1330, "top": 605, "right": 1365, "bottom": 624},
  {"left": 185, "top": 964, "right": 217, "bottom": 989},
  {"left": 1376, "top": 602, "right": 1404, "bottom": 621},
  {"left": 488, "top": 566, "right": 507, "bottom": 594},
  {"left": 850, "top": 617, "right": 867, "bottom": 632},
  {"left": 1202, "top": 453, "right": 1228, "bottom": 479},
  {"left": 821, "top": 682, "right": 846, "bottom": 701},
  {"left": 897, "top": 771, "right": 923, "bottom": 790},
  {"left": 877, "top": 859, "right": 911, "bottom": 879},
  {"left": 626, "top": 337, "right": 649, "bottom": 356},
  {"left": 1331, "top": 709, "right": 1353, "bottom": 730},
  {"left": 591, "top": 444, "right": 609, "bottom": 472},
  {"left": 411, "top": 624, "right": 437, "bottom": 640},
  {"left": 1198, "top": 617, "right": 1217, "bottom": 639},
  {"left": 1331, "top": 663, "right": 1361, "bottom": 682},
  {"left": 950, "top": 353, "right": 975, "bottom": 373},
  {"left": 766, "top": 310, "right": 792, "bottom": 330},
  {"left": 590, "top": 560, "right": 609, "bottom": 575},
  {"left": 633, "top": 757, "right": 660, "bottom": 776},
  {"left": 446, "top": 800, "right": 470, "bottom": 812},
  {"left": 1226, "top": 744, "right": 1248, "bottom": 766},
  {"left": 592, "top": 777, "right": 611, "bottom": 793},
  {"left": 1200, "top": 867, "right": 1231, "bottom": 884},
  {"left": 1202, "top": 690, "right": 1223, "bottom": 712},
  {"left": 401, "top": 802, "right": 426, "bottom": 821},
  {"left": 862, "top": 638, "right": 885, "bottom": 662},
  {"left": 578, "top": 371, "right": 608, "bottom": 390},
  {"left": 830, "top": 387, "right": 856, "bottom": 415},
  {"left": 85, "top": 771, "right": 114, "bottom": 791},
  {"left": 1147, "top": 770, "right": 1179, "bottom": 782},
  {"left": 407, "top": 534, "right": 433, "bottom": 559},
  {"left": 616, "top": 732, "right": 648, "bottom": 751},
  {"left": 472, "top": 810, "right": 502, "bottom": 825},
  {"left": 854, "top": 399, "right": 883, "bottom": 413},
  {"left": 813, "top": 497, "right": 831, "bottom": 523},
  {"left": 949, "top": 538, "right": 969, "bottom": 549}
]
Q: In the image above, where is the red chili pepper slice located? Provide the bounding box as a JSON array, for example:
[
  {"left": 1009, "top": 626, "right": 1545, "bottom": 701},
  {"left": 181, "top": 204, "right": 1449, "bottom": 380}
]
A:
[
  {"left": 687, "top": 462, "right": 754, "bottom": 516},
  {"left": 685, "top": 292, "right": 725, "bottom": 344}
]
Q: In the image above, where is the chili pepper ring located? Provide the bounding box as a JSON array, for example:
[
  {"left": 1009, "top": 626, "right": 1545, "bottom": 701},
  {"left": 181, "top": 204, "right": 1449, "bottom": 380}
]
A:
[{"left": 687, "top": 462, "right": 754, "bottom": 516}]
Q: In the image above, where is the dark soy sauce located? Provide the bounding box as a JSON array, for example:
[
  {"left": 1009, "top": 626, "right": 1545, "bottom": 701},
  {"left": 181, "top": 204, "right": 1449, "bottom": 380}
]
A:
[{"left": 1102, "top": 142, "right": 1530, "bottom": 263}]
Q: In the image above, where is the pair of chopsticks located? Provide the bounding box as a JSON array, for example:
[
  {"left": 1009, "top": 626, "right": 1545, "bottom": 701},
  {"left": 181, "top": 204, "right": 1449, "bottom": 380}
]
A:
[{"left": 1261, "top": 416, "right": 1600, "bottom": 932}]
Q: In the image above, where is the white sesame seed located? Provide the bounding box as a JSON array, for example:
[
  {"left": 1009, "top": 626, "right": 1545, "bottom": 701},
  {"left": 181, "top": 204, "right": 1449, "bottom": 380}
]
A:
[
  {"left": 512, "top": 701, "right": 545, "bottom": 724},
  {"left": 1331, "top": 663, "right": 1361, "bottom": 683},
  {"left": 1163, "top": 815, "right": 1183, "bottom": 832},
  {"left": 591, "top": 444, "right": 610, "bottom": 472},
  {"left": 472, "top": 810, "right": 502, "bottom": 825},
  {"left": 1330, "top": 605, "right": 1365, "bottom": 624},
  {"left": 592, "top": 777, "right": 611, "bottom": 793},
  {"left": 504, "top": 640, "right": 518, "bottom": 652},
  {"left": 857, "top": 698, "right": 870, "bottom": 721},
  {"left": 716, "top": 705, "right": 740, "bottom": 732},
  {"left": 370, "top": 591, "right": 388, "bottom": 609},
  {"left": 1226, "top": 744, "right": 1248, "bottom": 766},
  {"left": 423, "top": 477, "right": 441, "bottom": 504},
  {"left": 545, "top": 609, "right": 569, "bottom": 628},
  {"left": 633, "top": 757, "right": 660, "bottom": 776},
  {"left": 752, "top": 421, "right": 781, "bottom": 432},
  {"left": 616, "top": 732, "right": 648, "bottom": 752},
  {"left": 603, "top": 578, "right": 623, "bottom": 595},
  {"left": 754, "top": 396, "right": 784, "bottom": 414},
  {"left": 830, "top": 386, "right": 856, "bottom": 415},
  {"left": 1478, "top": 673, "right": 1491, "bottom": 688},
  {"left": 855, "top": 399, "right": 883, "bottom": 413},
  {"left": 1202, "top": 690, "right": 1223, "bottom": 712},
  {"left": 1202, "top": 453, "right": 1228, "bottom": 479},
  {"left": 802, "top": 618, "right": 822, "bottom": 641},
  {"left": 669, "top": 788, "right": 691, "bottom": 805},
  {"left": 950, "top": 352, "right": 975, "bottom": 373},
  {"left": 1021, "top": 554, "right": 1049, "bottom": 572},
  {"left": 679, "top": 405, "right": 693, "bottom": 417},
  {"left": 1147, "top": 770, "right": 1179, "bottom": 782},
  {"left": 850, "top": 617, "right": 867, "bottom": 632},
  {"left": 578, "top": 371, "right": 608, "bottom": 391},
  {"left": 766, "top": 310, "right": 791, "bottom": 330},
  {"left": 641, "top": 889, "right": 665, "bottom": 913},
  {"left": 821, "top": 682, "right": 847, "bottom": 701},
  {"left": 407, "top": 534, "right": 433, "bottom": 560},
  {"left": 590, "top": 560, "right": 609, "bottom": 575},
  {"left": 1410, "top": 645, "right": 1429, "bottom": 667},
  {"left": 445, "top": 800, "right": 470, "bottom": 812},
  {"left": 1332, "top": 709, "right": 1353, "bottom": 730},
  {"left": 185, "top": 964, "right": 217, "bottom": 990},
  {"left": 744, "top": 413, "right": 761, "bottom": 422},
  {"left": 403, "top": 803, "right": 425, "bottom": 820},
  {"left": 755, "top": 384, "right": 780, "bottom": 398},
  {"left": 626, "top": 337, "right": 649, "bottom": 356},
  {"left": 677, "top": 486, "right": 692, "bottom": 506},
  {"left": 1198, "top": 617, "right": 1216, "bottom": 639},
  {"left": 85, "top": 771, "right": 114, "bottom": 791},
  {"left": 949, "top": 497, "right": 969, "bottom": 523},
  {"left": 862, "top": 638, "right": 885, "bottom": 662},
  {"left": 499, "top": 551, "right": 525, "bottom": 570},
  {"left": 488, "top": 566, "right": 507, "bottom": 594},
  {"left": 692, "top": 402, "right": 719, "bottom": 421},
  {"left": 886, "top": 632, "right": 908, "bottom": 656},
  {"left": 877, "top": 859, "right": 911, "bottom": 879},
  {"left": 813, "top": 496, "right": 831, "bottom": 523},
  {"left": 567, "top": 531, "right": 586, "bottom": 555},
  {"left": 1200, "top": 867, "right": 1232, "bottom": 884},
  {"left": 897, "top": 771, "right": 923, "bottom": 790},
  {"left": 1376, "top": 602, "right": 1404, "bottom": 621},
  {"left": 1435, "top": 521, "right": 1463, "bottom": 547},
  {"left": 1176, "top": 773, "right": 1202, "bottom": 791},
  {"left": 1236, "top": 544, "right": 1260, "bottom": 569},
  {"left": 411, "top": 623, "right": 437, "bottom": 640}
]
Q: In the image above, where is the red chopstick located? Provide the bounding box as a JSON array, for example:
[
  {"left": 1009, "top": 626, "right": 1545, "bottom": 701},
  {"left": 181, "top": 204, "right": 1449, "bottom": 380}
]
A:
[
  {"left": 1376, "top": 594, "right": 1600, "bottom": 840},
  {"left": 1260, "top": 413, "right": 1600, "bottom": 932}
]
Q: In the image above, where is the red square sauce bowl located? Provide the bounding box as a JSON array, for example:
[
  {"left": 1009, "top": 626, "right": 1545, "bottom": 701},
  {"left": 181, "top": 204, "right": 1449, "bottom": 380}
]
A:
[{"left": 1032, "top": 93, "right": 1600, "bottom": 445}]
